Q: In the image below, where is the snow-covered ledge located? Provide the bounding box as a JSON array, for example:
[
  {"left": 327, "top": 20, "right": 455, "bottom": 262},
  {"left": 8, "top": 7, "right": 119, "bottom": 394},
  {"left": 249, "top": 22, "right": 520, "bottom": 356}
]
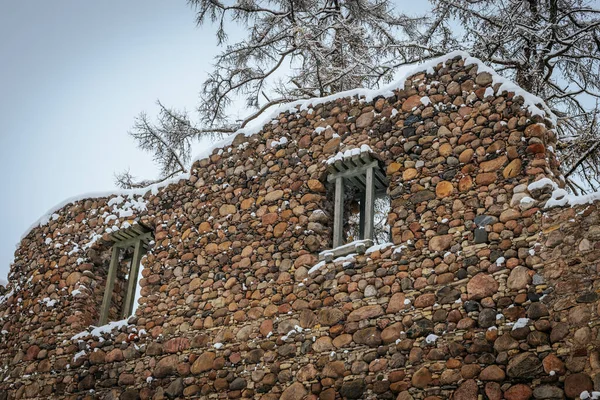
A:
[{"left": 319, "top": 239, "right": 373, "bottom": 261}]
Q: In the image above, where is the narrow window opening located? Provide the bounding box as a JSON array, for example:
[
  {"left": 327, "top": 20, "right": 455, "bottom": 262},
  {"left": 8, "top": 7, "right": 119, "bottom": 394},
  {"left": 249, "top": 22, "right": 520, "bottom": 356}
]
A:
[
  {"left": 323, "top": 148, "right": 389, "bottom": 259},
  {"left": 98, "top": 223, "right": 152, "bottom": 326},
  {"left": 344, "top": 190, "right": 390, "bottom": 245}
]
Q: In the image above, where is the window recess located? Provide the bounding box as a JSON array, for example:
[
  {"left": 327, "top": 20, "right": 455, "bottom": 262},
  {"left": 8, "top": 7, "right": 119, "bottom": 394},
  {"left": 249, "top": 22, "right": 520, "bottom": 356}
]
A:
[
  {"left": 322, "top": 148, "right": 389, "bottom": 260},
  {"left": 98, "top": 222, "right": 152, "bottom": 325}
]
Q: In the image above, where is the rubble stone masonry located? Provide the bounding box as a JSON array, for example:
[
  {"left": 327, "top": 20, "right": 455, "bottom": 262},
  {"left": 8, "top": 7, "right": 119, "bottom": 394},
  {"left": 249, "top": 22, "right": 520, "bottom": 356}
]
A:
[{"left": 1, "top": 54, "right": 599, "bottom": 400}]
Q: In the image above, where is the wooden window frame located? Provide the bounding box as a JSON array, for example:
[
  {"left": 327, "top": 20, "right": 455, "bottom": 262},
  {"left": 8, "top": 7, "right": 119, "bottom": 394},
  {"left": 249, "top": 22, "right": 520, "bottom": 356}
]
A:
[
  {"left": 98, "top": 224, "right": 152, "bottom": 326},
  {"left": 323, "top": 152, "right": 387, "bottom": 260}
]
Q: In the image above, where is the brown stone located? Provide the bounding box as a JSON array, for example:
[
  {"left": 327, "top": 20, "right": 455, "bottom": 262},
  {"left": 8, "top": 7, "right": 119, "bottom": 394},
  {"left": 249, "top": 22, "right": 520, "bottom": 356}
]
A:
[
  {"left": 323, "top": 360, "right": 346, "bottom": 378},
  {"left": 564, "top": 373, "right": 593, "bottom": 398},
  {"left": 480, "top": 365, "right": 505, "bottom": 381},
  {"left": 403, "top": 168, "right": 418, "bottom": 181},
  {"left": 154, "top": 355, "right": 178, "bottom": 378},
  {"left": 281, "top": 382, "right": 307, "bottom": 400},
  {"left": 524, "top": 123, "right": 547, "bottom": 138},
  {"left": 89, "top": 349, "right": 106, "bottom": 365},
  {"left": 273, "top": 222, "right": 288, "bottom": 237},
  {"left": 507, "top": 352, "right": 542, "bottom": 379},
  {"left": 494, "top": 333, "right": 519, "bottom": 352},
  {"left": 459, "top": 175, "right": 473, "bottom": 191},
  {"left": 467, "top": 273, "right": 499, "bottom": 300},
  {"left": 542, "top": 353, "right": 565, "bottom": 375},
  {"left": 333, "top": 334, "right": 352, "bottom": 348},
  {"left": 503, "top": 159, "right": 522, "bottom": 179},
  {"left": 480, "top": 155, "right": 507, "bottom": 172},
  {"left": 260, "top": 320, "right": 273, "bottom": 337},
  {"left": 439, "top": 143, "right": 453, "bottom": 157},
  {"left": 414, "top": 293, "right": 436, "bottom": 308},
  {"left": 356, "top": 111, "right": 375, "bottom": 128},
  {"left": 504, "top": 384, "right": 533, "bottom": 400},
  {"left": 353, "top": 327, "right": 382, "bottom": 347},
  {"left": 307, "top": 179, "right": 325, "bottom": 192},
  {"left": 411, "top": 367, "right": 432, "bottom": 388},
  {"left": 297, "top": 364, "right": 317, "bottom": 382},
  {"left": 219, "top": 204, "right": 236, "bottom": 216},
  {"left": 240, "top": 198, "right": 254, "bottom": 209},
  {"left": 297, "top": 134, "right": 311, "bottom": 148},
  {"left": 435, "top": 181, "right": 454, "bottom": 198},
  {"left": 318, "top": 308, "right": 344, "bottom": 326},
  {"left": 66, "top": 272, "right": 81, "bottom": 286},
  {"left": 164, "top": 337, "right": 190, "bottom": 354},
  {"left": 312, "top": 336, "right": 333, "bottom": 352},
  {"left": 387, "top": 292, "right": 407, "bottom": 313},
  {"left": 476, "top": 72, "right": 493, "bottom": 86},
  {"left": 402, "top": 95, "right": 423, "bottom": 112},
  {"left": 382, "top": 323, "right": 403, "bottom": 344},
  {"left": 387, "top": 162, "right": 401, "bottom": 174},
  {"left": 323, "top": 137, "right": 341, "bottom": 153},
  {"left": 262, "top": 212, "right": 278, "bottom": 225},
  {"left": 295, "top": 253, "right": 317, "bottom": 268},
  {"left": 459, "top": 149, "right": 474, "bottom": 163},
  {"left": 454, "top": 379, "right": 479, "bottom": 400},
  {"left": 105, "top": 349, "right": 124, "bottom": 363},
  {"left": 348, "top": 305, "right": 383, "bottom": 322},
  {"left": 190, "top": 352, "right": 215, "bottom": 374},
  {"left": 476, "top": 172, "right": 497, "bottom": 185},
  {"left": 265, "top": 189, "right": 284, "bottom": 202},
  {"left": 485, "top": 382, "right": 502, "bottom": 400},
  {"left": 429, "top": 234, "right": 453, "bottom": 252},
  {"left": 500, "top": 209, "right": 520, "bottom": 222},
  {"left": 527, "top": 143, "right": 545, "bottom": 154},
  {"left": 507, "top": 266, "right": 531, "bottom": 290}
]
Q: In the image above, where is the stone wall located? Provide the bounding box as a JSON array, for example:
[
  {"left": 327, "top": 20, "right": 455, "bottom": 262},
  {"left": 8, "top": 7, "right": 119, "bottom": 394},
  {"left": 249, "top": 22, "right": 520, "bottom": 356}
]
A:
[{"left": 1, "top": 53, "right": 599, "bottom": 400}]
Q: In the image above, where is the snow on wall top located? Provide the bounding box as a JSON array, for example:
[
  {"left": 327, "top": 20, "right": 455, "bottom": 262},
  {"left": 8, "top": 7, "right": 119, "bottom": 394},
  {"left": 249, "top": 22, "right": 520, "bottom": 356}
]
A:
[{"left": 15, "top": 50, "right": 554, "bottom": 249}]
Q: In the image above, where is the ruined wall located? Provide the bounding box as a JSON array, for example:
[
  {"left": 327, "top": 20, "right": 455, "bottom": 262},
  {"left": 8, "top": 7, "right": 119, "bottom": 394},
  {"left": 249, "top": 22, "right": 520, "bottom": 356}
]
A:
[{"left": 1, "top": 53, "right": 599, "bottom": 400}]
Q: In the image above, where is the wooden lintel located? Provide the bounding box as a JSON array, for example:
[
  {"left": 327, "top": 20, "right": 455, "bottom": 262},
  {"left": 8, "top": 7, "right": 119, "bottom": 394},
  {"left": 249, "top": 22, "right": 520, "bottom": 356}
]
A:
[
  {"left": 113, "top": 232, "right": 152, "bottom": 249},
  {"left": 327, "top": 160, "right": 379, "bottom": 182}
]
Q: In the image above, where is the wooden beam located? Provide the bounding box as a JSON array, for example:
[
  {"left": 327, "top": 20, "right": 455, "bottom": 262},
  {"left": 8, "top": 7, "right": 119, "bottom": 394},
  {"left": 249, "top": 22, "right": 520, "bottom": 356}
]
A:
[
  {"left": 327, "top": 160, "right": 379, "bottom": 182},
  {"left": 359, "top": 191, "right": 366, "bottom": 240},
  {"left": 122, "top": 239, "right": 144, "bottom": 319},
  {"left": 113, "top": 232, "right": 152, "bottom": 249},
  {"left": 364, "top": 166, "right": 376, "bottom": 241},
  {"left": 333, "top": 176, "right": 345, "bottom": 248},
  {"left": 99, "top": 246, "right": 121, "bottom": 326}
]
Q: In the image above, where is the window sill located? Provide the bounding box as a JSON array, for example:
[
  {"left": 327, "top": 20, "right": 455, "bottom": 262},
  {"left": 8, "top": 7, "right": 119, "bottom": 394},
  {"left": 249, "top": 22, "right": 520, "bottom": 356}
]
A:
[{"left": 318, "top": 239, "right": 374, "bottom": 261}]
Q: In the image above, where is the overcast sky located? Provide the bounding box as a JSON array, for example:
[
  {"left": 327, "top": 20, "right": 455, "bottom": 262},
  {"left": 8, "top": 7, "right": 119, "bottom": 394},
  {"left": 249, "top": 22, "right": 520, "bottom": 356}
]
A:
[
  {"left": 0, "top": 1, "right": 430, "bottom": 281},
  {"left": 0, "top": 1, "right": 220, "bottom": 280}
]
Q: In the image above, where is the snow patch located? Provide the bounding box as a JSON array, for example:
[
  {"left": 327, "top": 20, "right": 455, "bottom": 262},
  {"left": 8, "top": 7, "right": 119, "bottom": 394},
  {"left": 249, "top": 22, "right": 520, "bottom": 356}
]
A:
[
  {"left": 545, "top": 188, "right": 600, "bottom": 208},
  {"left": 271, "top": 137, "right": 288, "bottom": 148},
  {"left": 425, "top": 334, "right": 439, "bottom": 344},
  {"left": 365, "top": 242, "right": 393, "bottom": 254},
  {"left": 40, "top": 297, "right": 58, "bottom": 308},
  {"left": 527, "top": 178, "right": 557, "bottom": 192},
  {"left": 484, "top": 87, "right": 495, "bottom": 97},
  {"left": 73, "top": 350, "right": 86, "bottom": 362},
  {"left": 326, "top": 144, "right": 373, "bottom": 165},
  {"left": 580, "top": 391, "right": 600, "bottom": 399},
  {"left": 308, "top": 261, "right": 326, "bottom": 275},
  {"left": 512, "top": 318, "right": 530, "bottom": 330},
  {"left": 71, "top": 319, "right": 130, "bottom": 340}
]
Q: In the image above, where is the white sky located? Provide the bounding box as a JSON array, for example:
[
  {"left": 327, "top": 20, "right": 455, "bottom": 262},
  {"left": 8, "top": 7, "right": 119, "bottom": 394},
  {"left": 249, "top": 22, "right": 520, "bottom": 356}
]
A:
[
  {"left": 0, "top": 1, "right": 429, "bottom": 281},
  {"left": 0, "top": 1, "right": 219, "bottom": 280}
]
